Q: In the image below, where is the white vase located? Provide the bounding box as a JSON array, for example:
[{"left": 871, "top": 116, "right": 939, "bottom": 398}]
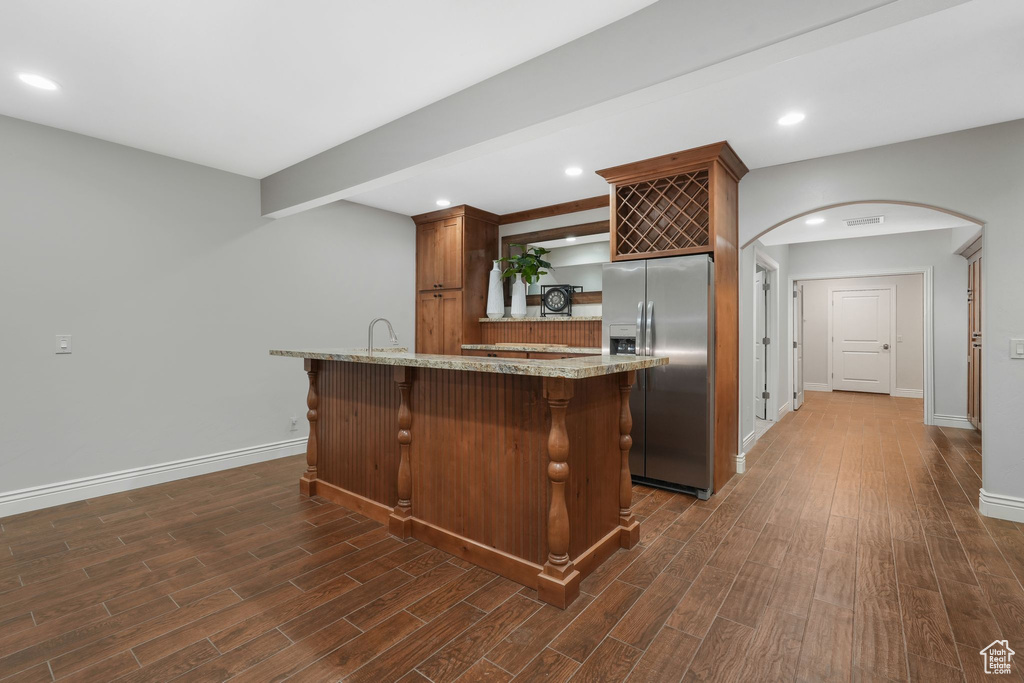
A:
[
  {"left": 486, "top": 261, "right": 504, "bottom": 319},
  {"left": 511, "top": 274, "right": 527, "bottom": 319}
]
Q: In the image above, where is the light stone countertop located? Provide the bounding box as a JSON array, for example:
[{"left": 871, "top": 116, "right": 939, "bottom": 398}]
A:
[
  {"left": 478, "top": 316, "right": 602, "bottom": 323},
  {"left": 462, "top": 344, "right": 602, "bottom": 355},
  {"left": 270, "top": 348, "right": 665, "bottom": 380}
]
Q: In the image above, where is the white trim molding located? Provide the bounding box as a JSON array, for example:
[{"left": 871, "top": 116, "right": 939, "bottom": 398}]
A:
[
  {"left": 931, "top": 414, "right": 975, "bottom": 430},
  {"left": 742, "top": 430, "right": 757, "bottom": 453},
  {"left": 892, "top": 388, "right": 924, "bottom": 399},
  {"left": 0, "top": 438, "right": 307, "bottom": 517},
  {"left": 804, "top": 383, "right": 831, "bottom": 392},
  {"left": 980, "top": 488, "right": 1024, "bottom": 523},
  {"left": 735, "top": 452, "right": 747, "bottom": 475},
  {"left": 778, "top": 400, "right": 792, "bottom": 421}
]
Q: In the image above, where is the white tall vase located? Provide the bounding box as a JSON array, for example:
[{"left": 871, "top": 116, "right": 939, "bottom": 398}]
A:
[
  {"left": 486, "top": 261, "right": 504, "bottom": 319},
  {"left": 511, "top": 274, "right": 527, "bottom": 319}
]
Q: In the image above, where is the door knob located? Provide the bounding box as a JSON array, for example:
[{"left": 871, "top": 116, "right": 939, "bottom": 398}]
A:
[{"left": 882, "top": 343, "right": 890, "bottom": 350}]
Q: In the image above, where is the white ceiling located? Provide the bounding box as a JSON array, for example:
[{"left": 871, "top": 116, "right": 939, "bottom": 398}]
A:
[
  {"left": 346, "top": 0, "right": 1024, "bottom": 216},
  {"left": 758, "top": 202, "right": 977, "bottom": 246},
  {"left": 0, "top": 0, "right": 657, "bottom": 178}
]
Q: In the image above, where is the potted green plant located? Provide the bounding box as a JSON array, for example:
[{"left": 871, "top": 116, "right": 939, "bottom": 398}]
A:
[{"left": 499, "top": 244, "right": 553, "bottom": 319}]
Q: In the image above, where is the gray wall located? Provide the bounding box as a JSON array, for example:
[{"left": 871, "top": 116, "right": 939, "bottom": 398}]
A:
[
  {"left": 0, "top": 115, "right": 415, "bottom": 504},
  {"left": 799, "top": 273, "right": 924, "bottom": 394},
  {"left": 787, "top": 228, "right": 966, "bottom": 411},
  {"left": 738, "top": 119, "right": 1024, "bottom": 510}
]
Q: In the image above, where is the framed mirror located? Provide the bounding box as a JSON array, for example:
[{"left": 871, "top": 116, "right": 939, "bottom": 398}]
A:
[{"left": 501, "top": 220, "right": 610, "bottom": 306}]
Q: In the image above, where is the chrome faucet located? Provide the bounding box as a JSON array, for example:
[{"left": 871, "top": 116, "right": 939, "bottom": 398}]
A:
[{"left": 367, "top": 318, "right": 399, "bottom": 357}]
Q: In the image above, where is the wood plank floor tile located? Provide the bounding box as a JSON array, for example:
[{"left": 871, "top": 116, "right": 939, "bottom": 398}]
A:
[
  {"left": 626, "top": 626, "right": 699, "bottom": 682},
  {"left": 415, "top": 594, "right": 541, "bottom": 682},
  {"left": 511, "top": 648, "right": 579, "bottom": 682},
  {"left": 665, "top": 565, "right": 734, "bottom": 639},
  {"left": 796, "top": 599, "right": 854, "bottom": 683},
  {"left": 815, "top": 549, "right": 856, "bottom": 610},
  {"left": 609, "top": 572, "right": 689, "bottom": 650},
  {"left": 286, "top": 611, "right": 423, "bottom": 681},
  {"left": 568, "top": 637, "right": 642, "bottom": 682},
  {"left": 1, "top": 396, "right": 1014, "bottom": 682},
  {"left": 346, "top": 602, "right": 484, "bottom": 683},
  {"left": 551, "top": 581, "right": 642, "bottom": 663},
  {"left": 735, "top": 607, "right": 806, "bottom": 682},
  {"left": 717, "top": 560, "right": 778, "bottom": 628},
  {"left": 485, "top": 594, "right": 595, "bottom": 675},
  {"left": 899, "top": 583, "right": 960, "bottom": 669},
  {"left": 682, "top": 617, "right": 754, "bottom": 683}
]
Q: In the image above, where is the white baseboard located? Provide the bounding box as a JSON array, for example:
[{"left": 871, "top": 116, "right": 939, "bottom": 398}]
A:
[
  {"left": 742, "top": 430, "right": 756, "bottom": 453},
  {"left": 931, "top": 414, "right": 975, "bottom": 430},
  {"left": 804, "top": 383, "right": 830, "bottom": 392},
  {"left": 0, "top": 438, "right": 307, "bottom": 518},
  {"left": 892, "top": 388, "right": 924, "bottom": 399},
  {"left": 778, "top": 400, "right": 792, "bottom": 420},
  {"left": 980, "top": 488, "right": 1024, "bottom": 523},
  {"left": 735, "top": 452, "right": 746, "bottom": 475}
]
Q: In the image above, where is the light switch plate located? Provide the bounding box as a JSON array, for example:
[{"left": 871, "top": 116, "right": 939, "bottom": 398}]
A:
[
  {"left": 55, "top": 335, "right": 72, "bottom": 354},
  {"left": 1012, "top": 339, "right": 1024, "bottom": 360}
]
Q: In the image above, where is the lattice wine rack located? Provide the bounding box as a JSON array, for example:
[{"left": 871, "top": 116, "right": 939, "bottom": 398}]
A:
[
  {"left": 598, "top": 142, "right": 748, "bottom": 262},
  {"left": 614, "top": 170, "right": 710, "bottom": 256}
]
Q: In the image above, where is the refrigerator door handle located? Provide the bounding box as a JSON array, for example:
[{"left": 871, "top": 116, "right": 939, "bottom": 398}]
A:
[
  {"left": 645, "top": 301, "right": 654, "bottom": 356},
  {"left": 636, "top": 301, "right": 645, "bottom": 355}
]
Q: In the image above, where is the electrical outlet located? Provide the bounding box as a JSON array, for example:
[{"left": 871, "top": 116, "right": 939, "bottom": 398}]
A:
[
  {"left": 55, "top": 335, "right": 72, "bottom": 354},
  {"left": 290, "top": 416, "right": 299, "bottom": 431}
]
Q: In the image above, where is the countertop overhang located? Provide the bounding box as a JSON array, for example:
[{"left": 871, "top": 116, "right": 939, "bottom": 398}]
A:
[{"left": 270, "top": 348, "right": 666, "bottom": 379}]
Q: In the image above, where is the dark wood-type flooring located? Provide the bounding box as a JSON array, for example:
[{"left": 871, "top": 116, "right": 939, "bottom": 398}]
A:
[{"left": 1, "top": 392, "right": 1021, "bottom": 682}]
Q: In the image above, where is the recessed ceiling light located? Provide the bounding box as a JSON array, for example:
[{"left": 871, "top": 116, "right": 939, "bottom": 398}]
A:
[
  {"left": 778, "top": 112, "right": 805, "bottom": 126},
  {"left": 435, "top": 199, "right": 451, "bottom": 207},
  {"left": 805, "top": 217, "right": 825, "bottom": 225},
  {"left": 564, "top": 167, "right": 583, "bottom": 176},
  {"left": 17, "top": 73, "right": 60, "bottom": 91},
  {"left": 565, "top": 236, "right": 577, "bottom": 242}
]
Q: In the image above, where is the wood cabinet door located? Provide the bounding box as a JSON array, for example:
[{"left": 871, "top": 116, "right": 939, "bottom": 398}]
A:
[
  {"left": 438, "top": 217, "right": 463, "bottom": 290},
  {"left": 416, "top": 222, "right": 440, "bottom": 292},
  {"left": 417, "top": 291, "right": 442, "bottom": 354},
  {"left": 439, "top": 290, "right": 463, "bottom": 355}
]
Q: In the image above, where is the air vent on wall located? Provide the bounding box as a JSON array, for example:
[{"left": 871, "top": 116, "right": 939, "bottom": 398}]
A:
[{"left": 844, "top": 215, "right": 885, "bottom": 227}]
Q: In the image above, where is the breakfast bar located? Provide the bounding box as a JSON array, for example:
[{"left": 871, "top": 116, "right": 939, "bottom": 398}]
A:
[{"left": 270, "top": 348, "right": 667, "bottom": 607}]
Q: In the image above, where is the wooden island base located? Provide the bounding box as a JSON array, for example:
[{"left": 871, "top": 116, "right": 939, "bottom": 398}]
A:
[{"left": 296, "top": 358, "right": 642, "bottom": 608}]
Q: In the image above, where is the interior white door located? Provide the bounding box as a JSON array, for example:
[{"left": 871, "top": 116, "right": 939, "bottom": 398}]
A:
[
  {"left": 754, "top": 271, "right": 766, "bottom": 419},
  {"left": 793, "top": 284, "right": 804, "bottom": 410},
  {"left": 831, "top": 289, "right": 892, "bottom": 394}
]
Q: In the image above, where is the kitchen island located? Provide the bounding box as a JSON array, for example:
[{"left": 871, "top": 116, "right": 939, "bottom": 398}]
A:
[{"left": 270, "top": 348, "right": 667, "bottom": 607}]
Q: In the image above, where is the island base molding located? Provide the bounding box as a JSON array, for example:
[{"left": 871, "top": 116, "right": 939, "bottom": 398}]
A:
[{"left": 294, "top": 359, "right": 644, "bottom": 608}]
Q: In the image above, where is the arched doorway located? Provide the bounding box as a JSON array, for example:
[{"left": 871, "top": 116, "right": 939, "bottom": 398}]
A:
[{"left": 738, "top": 200, "right": 984, "bottom": 464}]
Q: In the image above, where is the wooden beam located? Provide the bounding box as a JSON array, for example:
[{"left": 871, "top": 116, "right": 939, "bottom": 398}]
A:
[{"left": 498, "top": 195, "right": 609, "bottom": 225}]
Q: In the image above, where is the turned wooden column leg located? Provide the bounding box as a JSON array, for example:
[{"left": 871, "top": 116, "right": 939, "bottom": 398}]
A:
[
  {"left": 618, "top": 370, "right": 640, "bottom": 548},
  {"left": 389, "top": 366, "right": 414, "bottom": 538},
  {"left": 299, "top": 359, "right": 319, "bottom": 497},
  {"left": 537, "top": 377, "right": 580, "bottom": 608}
]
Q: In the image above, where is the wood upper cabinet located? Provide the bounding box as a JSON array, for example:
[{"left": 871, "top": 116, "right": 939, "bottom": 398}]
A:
[
  {"left": 596, "top": 142, "right": 747, "bottom": 262},
  {"left": 412, "top": 206, "right": 499, "bottom": 354},
  {"left": 416, "top": 218, "right": 463, "bottom": 291}
]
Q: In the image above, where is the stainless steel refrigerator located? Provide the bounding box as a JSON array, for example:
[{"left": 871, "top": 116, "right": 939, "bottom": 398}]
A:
[{"left": 602, "top": 255, "right": 715, "bottom": 499}]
